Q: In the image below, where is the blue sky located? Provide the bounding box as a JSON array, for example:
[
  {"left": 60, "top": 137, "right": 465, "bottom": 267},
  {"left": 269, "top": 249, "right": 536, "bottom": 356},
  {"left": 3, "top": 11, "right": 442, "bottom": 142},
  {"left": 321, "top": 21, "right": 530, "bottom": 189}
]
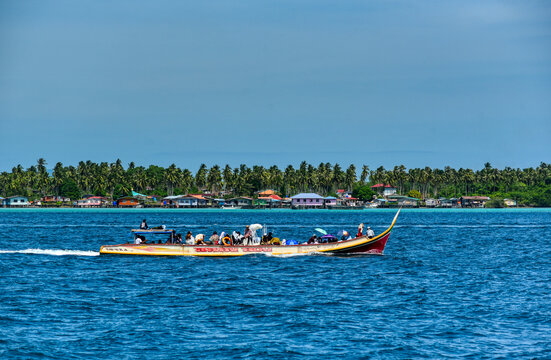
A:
[{"left": 1, "top": 0, "right": 550, "bottom": 172}]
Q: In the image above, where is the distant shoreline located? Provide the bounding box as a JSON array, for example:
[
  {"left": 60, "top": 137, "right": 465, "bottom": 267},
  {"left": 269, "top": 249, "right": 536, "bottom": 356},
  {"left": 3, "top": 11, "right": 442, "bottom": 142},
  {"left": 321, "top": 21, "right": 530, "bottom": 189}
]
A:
[{"left": 1, "top": 207, "right": 549, "bottom": 212}]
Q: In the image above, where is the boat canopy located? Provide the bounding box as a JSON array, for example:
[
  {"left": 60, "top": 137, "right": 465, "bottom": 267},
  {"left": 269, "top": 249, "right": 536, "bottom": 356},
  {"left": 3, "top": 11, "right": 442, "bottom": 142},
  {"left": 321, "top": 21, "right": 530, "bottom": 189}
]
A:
[{"left": 131, "top": 229, "right": 175, "bottom": 235}]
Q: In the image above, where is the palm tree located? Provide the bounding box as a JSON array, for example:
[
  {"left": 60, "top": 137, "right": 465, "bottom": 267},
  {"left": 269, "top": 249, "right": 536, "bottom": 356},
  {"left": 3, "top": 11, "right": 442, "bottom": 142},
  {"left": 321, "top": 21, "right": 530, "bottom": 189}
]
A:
[
  {"left": 181, "top": 169, "right": 194, "bottom": 194},
  {"left": 332, "top": 163, "right": 345, "bottom": 192},
  {"left": 52, "top": 162, "right": 65, "bottom": 196},
  {"left": 360, "top": 165, "right": 370, "bottom": 185},
  {"left": 345, "top": 164, "right": 357, "bottom": 191},
  {"left": 222, "top": 165, "right": 233, "bottom": 193},
  {"left": 165, "top": 164, "right": 180, "bottom": 196},
  {"left": 283, "top": 165, "right": 296, "bottom": 196},
  {"left": 195, "top": 164, "right": 208, "bottom": 192},
  {"left": 207, "top": 165, "right": 222, "bottom": 194}
]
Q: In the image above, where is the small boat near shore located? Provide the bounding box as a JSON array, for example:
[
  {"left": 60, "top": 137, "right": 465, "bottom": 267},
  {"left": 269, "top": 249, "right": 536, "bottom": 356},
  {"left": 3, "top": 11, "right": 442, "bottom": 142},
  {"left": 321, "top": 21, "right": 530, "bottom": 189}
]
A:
[{"left": 99, "top": 209, "right": 401, "bottom": 257}]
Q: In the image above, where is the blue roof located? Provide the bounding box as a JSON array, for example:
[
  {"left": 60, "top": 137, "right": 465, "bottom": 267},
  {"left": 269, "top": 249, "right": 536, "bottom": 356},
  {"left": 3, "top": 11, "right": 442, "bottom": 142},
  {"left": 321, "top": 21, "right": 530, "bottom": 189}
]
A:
[
  {"left": 324, "top": 196, "right": 337, "bottom": 200},
  {"left": 291, "top": 193, "right": 324, "bottom": 199}
]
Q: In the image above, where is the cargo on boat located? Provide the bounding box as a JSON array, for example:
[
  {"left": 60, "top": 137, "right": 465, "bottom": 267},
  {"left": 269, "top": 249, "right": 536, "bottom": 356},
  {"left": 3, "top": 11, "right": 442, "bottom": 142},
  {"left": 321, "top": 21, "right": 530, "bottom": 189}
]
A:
[{"left": 99, "top": 209, "right": 400, "bottom": 257}]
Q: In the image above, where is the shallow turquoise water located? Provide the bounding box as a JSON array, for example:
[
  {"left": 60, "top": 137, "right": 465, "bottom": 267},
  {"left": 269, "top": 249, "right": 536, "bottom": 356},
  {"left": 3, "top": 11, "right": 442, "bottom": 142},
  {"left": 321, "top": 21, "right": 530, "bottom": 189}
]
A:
[{"left": 0, "top": 209, "right": 549, "bottom": 359}]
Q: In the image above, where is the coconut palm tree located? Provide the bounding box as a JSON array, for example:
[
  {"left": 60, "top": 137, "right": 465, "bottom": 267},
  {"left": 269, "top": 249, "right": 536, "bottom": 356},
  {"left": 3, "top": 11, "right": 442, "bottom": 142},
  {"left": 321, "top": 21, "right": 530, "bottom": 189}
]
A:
[
  {"left": 195, "top": 164, "right": 208, "bottom": 192},
  {"left": 345, "top": 164, "right": 357, "bottom": 191},
  {"left": 165, "top": 164, "right": 181, "bottom": 196},
  {"left": 207, "top": 165, "right": 222, "bottom": 194},
  {"left": 360, "top": 165, "right": 370, "bottom": 185}
]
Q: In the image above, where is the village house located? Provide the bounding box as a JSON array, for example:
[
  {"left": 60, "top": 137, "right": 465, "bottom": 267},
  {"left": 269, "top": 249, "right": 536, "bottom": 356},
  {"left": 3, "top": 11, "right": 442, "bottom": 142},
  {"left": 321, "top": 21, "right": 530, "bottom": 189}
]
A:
[
  {"left": 291, "top": 193, "right": 324, "bottom": 207},
  {"left": 324, "top": 196, "right": 337, "bottom": 207},
  {"left": 258, "top": 190, "right": 276, "bottom": 197},
  {"left": 337, "top": 196, "right": 360, "bottom": 207},
  {"left": 504, "top": 198, "right": 517, "bottom": 207},
  {"left": 226, "top": 197, "right": 254, "bottom": 207},
  {"left": 257, "top": 194, "right": 283, "bottom": 207},
  {"left": 371, "top": 184, "right": 397, "bottom": 196},
  {"left": 163, "top": 194, "right": 208, "bottom": 208},
  {"left": 116, "top": 196, "right": 140, "bottom": 207},
  {"left": 3, "top": 195, "right": 29, "bottom": 207},
  {"left": 387, "top": 195, "right": 419, "bottom": 207},
  {"left": 41, "top": 195, "right": 71, "bottom": 205},
  {"left": 425, "top": 198, "right": 438, "bottom": 207},
  {"left": 370, "top": 198, "right": 388, "bottom": 207},
  {"left": 336, "top": 189, "right": 353, "bottom": 199},
  {"left": 76, "top": 196, "right": 105, "bottom": 207},
  {"left": 460, "top": 196, "right": 490, "bottom": 208},
  {"left": 438, "top": 198, "right": 452, "bottom": 207}
]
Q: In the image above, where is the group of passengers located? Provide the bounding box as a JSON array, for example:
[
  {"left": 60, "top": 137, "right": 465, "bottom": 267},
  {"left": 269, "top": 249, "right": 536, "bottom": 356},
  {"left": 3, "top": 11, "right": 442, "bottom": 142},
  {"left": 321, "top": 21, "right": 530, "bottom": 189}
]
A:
[
  {"left": 174, "top": 225, "right": 276, "bottom": 246},
  {"left": 357, "top": 223, "right": 375, "bottom": 239},
  {"left": 136, "top": 218, "right": 376, "bottom": 246}
]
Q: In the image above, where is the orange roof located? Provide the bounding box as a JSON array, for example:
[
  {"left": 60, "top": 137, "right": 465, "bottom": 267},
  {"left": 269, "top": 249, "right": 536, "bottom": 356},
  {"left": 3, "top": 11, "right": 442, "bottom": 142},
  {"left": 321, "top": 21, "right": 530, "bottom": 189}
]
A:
[
  {"left": 259, "top": 190, "right": 276, "bottom": 196},
  {"left": 189, "top": 194, "right": 207, "bottom": 200}
]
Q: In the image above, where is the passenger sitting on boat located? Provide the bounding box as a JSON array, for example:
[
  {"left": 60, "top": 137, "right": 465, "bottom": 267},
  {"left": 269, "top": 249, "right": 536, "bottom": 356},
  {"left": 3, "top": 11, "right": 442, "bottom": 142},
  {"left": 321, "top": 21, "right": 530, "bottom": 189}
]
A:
[
  {"left": 244, "top": 226, "right": 252, "bottom": 244},
  {"left": 357, "top": 223, "right": 364, "bottom": 237},
  {"left": 268, "top": 233, "right": 281, "bottom": 245},
  {"left": 140, "top": 219, "right": 148, "bottom": 230},
  {"left": 261, "top": 232, "right": 272, "bottom": 245},
  {"left": 173, "top": 233, "right": 183, "bottom": 244},
  {"left": 195, "top": 234, "right": 205, "bottom": 245},
  {"left": 232, "top": 231, "right": 243, "bottom": 245},
  {"left": 207, "top": 231, "right": 219, "bottom": 245},
  {"left": 185, "top": 231, "right": 195, "bottom": 245},
  {"left": 366, "top": 226, "right": 375, "bottom": 239},
  {"left": 135, "top": 235, "right": 147, "bottom": 244},
  {"left": 307, "top": 234, "right": 316, "bottom": 244}
]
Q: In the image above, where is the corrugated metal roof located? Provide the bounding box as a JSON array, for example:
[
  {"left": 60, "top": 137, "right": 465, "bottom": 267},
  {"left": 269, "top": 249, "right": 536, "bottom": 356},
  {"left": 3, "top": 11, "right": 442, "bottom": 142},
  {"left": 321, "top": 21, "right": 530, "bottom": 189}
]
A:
[{"left": 291, "top": 193, "right": 324, "bottom": 199}]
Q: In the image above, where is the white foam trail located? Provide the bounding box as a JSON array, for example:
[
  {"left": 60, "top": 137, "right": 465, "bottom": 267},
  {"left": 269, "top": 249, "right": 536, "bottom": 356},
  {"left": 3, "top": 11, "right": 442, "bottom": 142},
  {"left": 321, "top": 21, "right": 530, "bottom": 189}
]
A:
[
  {"left": 265, "top": 251, "right": 323, "bottom": 258},
  {"left": 0, "top": 249, "right": 100, "bottom": 256}
]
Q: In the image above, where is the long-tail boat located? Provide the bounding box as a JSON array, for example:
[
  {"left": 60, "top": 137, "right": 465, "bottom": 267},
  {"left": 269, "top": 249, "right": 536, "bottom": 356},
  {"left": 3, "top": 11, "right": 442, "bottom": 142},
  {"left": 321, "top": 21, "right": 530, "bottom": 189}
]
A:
[{"left": 99, "top": 209, "right": 401, "bottom": 257}]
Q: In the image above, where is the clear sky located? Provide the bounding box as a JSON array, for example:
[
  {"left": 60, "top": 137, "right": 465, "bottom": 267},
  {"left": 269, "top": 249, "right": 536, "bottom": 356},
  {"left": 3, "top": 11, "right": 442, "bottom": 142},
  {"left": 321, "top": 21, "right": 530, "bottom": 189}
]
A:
[{"left": 1, "top": 0, "right": 550, "bottom": 172}]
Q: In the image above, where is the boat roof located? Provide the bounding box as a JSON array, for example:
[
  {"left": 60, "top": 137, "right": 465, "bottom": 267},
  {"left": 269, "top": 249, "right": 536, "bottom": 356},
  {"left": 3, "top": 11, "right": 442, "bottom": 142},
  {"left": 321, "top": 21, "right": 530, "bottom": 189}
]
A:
[{"left": 131, "top": 229, "right": 175, "bottom": 235}]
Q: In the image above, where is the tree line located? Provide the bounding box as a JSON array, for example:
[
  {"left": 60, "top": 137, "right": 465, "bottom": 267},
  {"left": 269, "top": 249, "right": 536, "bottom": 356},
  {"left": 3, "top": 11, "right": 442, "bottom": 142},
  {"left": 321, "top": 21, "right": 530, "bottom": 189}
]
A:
[{"left": 1, "top": 159, "right": 550, "bottom": 206}]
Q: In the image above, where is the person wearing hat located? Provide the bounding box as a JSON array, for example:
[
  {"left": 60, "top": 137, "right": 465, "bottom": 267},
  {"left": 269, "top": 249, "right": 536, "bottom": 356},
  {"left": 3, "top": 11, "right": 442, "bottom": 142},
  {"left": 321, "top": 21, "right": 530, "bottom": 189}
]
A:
[{"left": 366, "top": 226, "right": 375, "bottom": 239}]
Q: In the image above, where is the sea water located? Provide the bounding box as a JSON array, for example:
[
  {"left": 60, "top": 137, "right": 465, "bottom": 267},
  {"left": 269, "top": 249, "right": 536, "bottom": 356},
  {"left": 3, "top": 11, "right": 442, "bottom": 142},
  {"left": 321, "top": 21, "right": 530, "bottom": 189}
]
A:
[{"left": 0, "top": 209, "right": 549, "bottom": 359}]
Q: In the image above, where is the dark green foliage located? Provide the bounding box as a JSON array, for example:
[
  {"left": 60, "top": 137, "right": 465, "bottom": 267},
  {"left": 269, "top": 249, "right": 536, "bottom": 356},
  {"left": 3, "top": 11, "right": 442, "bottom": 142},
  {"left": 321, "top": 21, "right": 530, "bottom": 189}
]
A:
[
  {"left": 407, "top": 190, "right": 422, "bottom": 200},
  {"left": 485, "top": 198, "right": 505, "bottom": 208},
  {"left": 352, "top": 185, "right": 376, "bottom": 201},
  {"left": 60, "top": 178, "right": 81, "bottom": 200},
  {"left": 112, "top": 184, "right": 129, "bottom": 200},
  {"left": 532, "top": 188, "right": 551, "bottom": 207}
]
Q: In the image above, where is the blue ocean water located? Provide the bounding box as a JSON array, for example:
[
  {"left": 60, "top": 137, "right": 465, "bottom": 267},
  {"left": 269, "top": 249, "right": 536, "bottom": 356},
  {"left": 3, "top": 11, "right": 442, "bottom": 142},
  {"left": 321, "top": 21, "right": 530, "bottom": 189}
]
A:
[{"left": 0, "top": 209, "right": 549, "bottom": 359}]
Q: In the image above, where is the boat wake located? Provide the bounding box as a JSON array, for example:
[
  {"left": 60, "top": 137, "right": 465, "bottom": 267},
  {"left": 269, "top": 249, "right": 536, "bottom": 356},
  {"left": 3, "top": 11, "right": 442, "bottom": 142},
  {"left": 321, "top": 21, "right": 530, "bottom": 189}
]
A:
[
  {"left": 0, "top": 249, "right": 100, "bottom": 256},
  {"left": 265, "top": 252, "right": 324, "bottom": 258}
]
